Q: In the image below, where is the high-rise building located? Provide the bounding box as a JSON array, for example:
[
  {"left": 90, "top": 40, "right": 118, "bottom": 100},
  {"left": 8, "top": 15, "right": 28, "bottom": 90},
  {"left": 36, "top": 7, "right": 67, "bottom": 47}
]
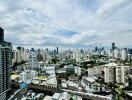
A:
[
  {"left": 73, "top": 49, "right": 82, "bottom": 62},
  {"left": 0, "top": 27, "right": 12, "bottom": 100},
  {"left": 57, "top": 46, "right": 59, "bottom": 54},
  {"left": 0, "top": 28, "right": 4, "bottom": 41},
  {"left": 128, "top": 49, "right": 132, "bottom": 54},
  {"left": 13, "top": 47, "right": 29, "bottom": 64},
  {"left": 113, "top": 48, "right": 120, "bottom": 58},
  {"left": 103, "top": 63, "right": 129, "bottom": 85},
  {"left": 28, "top": 49, "right": 39, "bottom": 70},
  {"left": 95, "top": 46, "right": 98, "bottom": 52},
  {"left": 112, "top": 43, "right": 115, "bottom": 50},
  {"left": 20, "top": 70, "right": 37, "bottom": 83},
  {"left": 120, "top": 48, "right": 127, "bottom": 60}
]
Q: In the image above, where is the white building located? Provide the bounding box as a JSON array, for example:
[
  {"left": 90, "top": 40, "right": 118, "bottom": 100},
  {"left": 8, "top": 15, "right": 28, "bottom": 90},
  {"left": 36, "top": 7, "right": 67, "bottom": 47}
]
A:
[
  {"left": 42, "top": 65, "right": 56, "bottom": 75},
  {"left": 73, "top": 49, "right": 82, "bottom": 62},
  {"left": 103, "top": 63, "right": 129, "bottom": 84},
  {"left": 13, "top": 48, "right": 29, "bottom": 64},
  {"left": 43, "top": 96, "right": 52, "bottom": 100},
  {"left": 120, "top": 49, "right": 127, "bottom": 60},
  {"left": 28, "top": 50, "right": 39, "bottom": 70},
  {"left": 52, "top": 92, "right": 69, "bottom": 100},
  {"left": 81, "top": 76, "right": 103, "bottom": 93},
  {"left": 87, "top": 66, "right": 104, "bottom": 76},
  {"left": 104, "top": 66, "right": 115, "bottom": 83},
  {"left": 64, "top": 65, "right": 81, "bottom": 75},
  {"left": 128, "top": 54, "right": 132, "bottom": 61},
  {"left": 20, "top": 70, "right": 37, "bottom": 83},
  {"left": 113, "top": 48, "right": 120, "bottom": 58},
  {"left": 75, "top": 67, "right": 81, "bottom": 75}
]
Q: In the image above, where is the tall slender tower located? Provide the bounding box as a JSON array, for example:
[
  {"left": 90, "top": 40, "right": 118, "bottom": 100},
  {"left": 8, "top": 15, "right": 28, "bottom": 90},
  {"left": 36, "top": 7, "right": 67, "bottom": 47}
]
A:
[
  {"left": 0, "top": 27, "right": 12, "bottom": 100},
  {"left": 112, "top": 43, "right": 115, "bottom": 50},
  {"left": 57, "top": 46, "right": 59, "bottom": 54},
  {"left": 0, "top": 28, "right": 4, "bottom": 41}
]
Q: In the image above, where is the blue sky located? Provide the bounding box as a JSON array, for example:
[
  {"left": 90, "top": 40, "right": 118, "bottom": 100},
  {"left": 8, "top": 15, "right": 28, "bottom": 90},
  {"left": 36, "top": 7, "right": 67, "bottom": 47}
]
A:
[{"left": 0, "top": 0, "right": 132, "bottom": 48}]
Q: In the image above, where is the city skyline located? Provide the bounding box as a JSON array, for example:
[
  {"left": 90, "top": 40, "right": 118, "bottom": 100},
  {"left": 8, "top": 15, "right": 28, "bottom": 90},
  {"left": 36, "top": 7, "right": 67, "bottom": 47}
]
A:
[
  {"left": 0, "top": 0, "right": 132, "bottom": 48},
  {"left": 1, "top": 1, "right": 132, "bottom": 100}
]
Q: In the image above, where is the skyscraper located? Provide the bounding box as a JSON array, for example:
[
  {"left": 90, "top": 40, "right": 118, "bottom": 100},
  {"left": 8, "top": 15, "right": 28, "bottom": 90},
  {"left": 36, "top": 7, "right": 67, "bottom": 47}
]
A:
[
  {"left": 0, "top": 28, "right": 4, "bottom": 41},
  {"left": 95, "top": 46, "right": 98, "bottom": 52},
  {"left": 57, "top": 46, "right": 59, "bottom": 54},
  {"left": 112, "top": 43, "right": 115, "bottom": 50},
  {"left": 0, "top": 27, "right": 12, "bottom": 100}
]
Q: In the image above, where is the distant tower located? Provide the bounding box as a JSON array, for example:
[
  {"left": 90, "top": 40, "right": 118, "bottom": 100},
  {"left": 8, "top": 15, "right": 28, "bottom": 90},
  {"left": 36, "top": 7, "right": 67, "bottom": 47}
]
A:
[
  {"left": 57, "top": 46, "right": 59, "bottom": 54},
  {"left": 0, "top": 27, "right": 4, "bottom": 41},
  {"left": 46, "top": 48, "right": 48, "bottom": 52},
  {"left": 31, "top": 48, "right": 35, "bottom": 52},
  {"left": 0, "top": 27, "right": 12, "bottom": 100},
  {"left": 95, "top": 47, "right": 98, "bottom": 51},
  {"left": 112, "top": 43, "right": 115, "bottom": 50}
]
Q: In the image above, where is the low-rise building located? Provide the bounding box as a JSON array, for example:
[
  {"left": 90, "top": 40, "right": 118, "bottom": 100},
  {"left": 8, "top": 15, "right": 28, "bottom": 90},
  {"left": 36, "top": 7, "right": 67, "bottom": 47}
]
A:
[
  {"left": 64, "top": 65, "right": 81, "bottom": 75},
  {"left": 52, "top": 92, "right": 69, "bottom": 100},
  {"left": 19, "top": 70, "right": 38, "bottom": 83}
]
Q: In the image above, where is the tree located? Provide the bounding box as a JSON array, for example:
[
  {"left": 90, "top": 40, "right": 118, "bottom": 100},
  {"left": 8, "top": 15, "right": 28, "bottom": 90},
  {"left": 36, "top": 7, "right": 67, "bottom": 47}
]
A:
[
  {"left": 60, "top": 64, "right": 65, "bottom": 68},
  {"left": 51, "top": 58, "right": 59, "bottom": 64},
  {"left": 12, "top": 61, "right": 27, "bottom": 70}
]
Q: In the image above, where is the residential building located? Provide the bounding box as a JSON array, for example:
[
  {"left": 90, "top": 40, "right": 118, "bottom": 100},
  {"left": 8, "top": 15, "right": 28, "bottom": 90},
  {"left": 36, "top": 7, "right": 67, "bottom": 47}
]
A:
[
  {"left": 19, "top": 70, "right": 37, "bottom": 83},
  {"left": 103, "top": 63, "right": 129, "bottom": 84},
  {"left": 0, "top": 27, "right": 12, "bottom": 100},
  {"left": 120, "top": 48, "right": 127, "bottom": 60}
]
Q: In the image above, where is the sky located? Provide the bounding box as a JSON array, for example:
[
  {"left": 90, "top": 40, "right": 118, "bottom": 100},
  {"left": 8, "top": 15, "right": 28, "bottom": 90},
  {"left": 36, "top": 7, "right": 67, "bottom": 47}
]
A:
[{"left": 0, "top": 0, "right": 132, "bottom": 49}]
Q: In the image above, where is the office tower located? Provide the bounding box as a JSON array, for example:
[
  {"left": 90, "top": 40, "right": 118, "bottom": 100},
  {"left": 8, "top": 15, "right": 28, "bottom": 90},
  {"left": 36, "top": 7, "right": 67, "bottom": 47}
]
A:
[
  {"left": 53, "top": 49, "right": 57, "bottom": 57},
  {"left": 128, "top": 49, "right": 132, "bottom": 54},
  {"left": 31, "top": 48, "right": 35, "bottom": 52},
  {"left": 112, "top": 43, "right": 115, "bottom": 50},
  {"left": 46, "top": 48, "right": 48, "bottom": 52},
  {"left": 0, "top": 28, "right": 4, "bottom": 41},
  {"left": 0, "top": 27, "right": 12, "bottom": 100},
  {"left": 95, "top": 47, "right": 97, "bottom": 51},
  {"left": 57, "top": 46, "right": 59, "bottom": 54}
]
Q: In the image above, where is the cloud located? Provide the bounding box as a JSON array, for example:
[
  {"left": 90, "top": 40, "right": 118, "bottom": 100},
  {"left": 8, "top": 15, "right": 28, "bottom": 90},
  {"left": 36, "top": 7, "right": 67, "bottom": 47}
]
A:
[
  {"left": 97, "top": 0, "right": 131, "bottom": 18},
  {"left": 0, "top": 0, "right": 132, "bottom": 48}
]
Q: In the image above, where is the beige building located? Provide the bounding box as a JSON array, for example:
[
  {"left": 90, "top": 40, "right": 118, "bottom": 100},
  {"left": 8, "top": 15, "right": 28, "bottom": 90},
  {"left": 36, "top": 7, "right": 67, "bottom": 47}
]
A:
[{"left": 103, "top": 63, "right": 129, "bottom": 85}]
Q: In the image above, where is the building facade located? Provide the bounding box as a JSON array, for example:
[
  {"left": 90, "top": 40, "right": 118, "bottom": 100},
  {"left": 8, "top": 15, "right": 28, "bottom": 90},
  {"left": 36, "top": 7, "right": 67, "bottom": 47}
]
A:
[
  {"left": 103, "top": 63, "right": 129, "bottom": 85},
  {"left": 0, "top": 27, "right": 12, "bottom": 100}
]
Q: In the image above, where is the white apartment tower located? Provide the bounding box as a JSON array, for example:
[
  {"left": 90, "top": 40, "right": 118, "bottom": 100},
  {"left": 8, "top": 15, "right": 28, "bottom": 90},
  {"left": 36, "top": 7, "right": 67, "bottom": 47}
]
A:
[
  {"left": 120, "top": 48, "right": 127, "bottom": 60},
  {"left": 103, "top": 63, "right": 129, "bottom": 84}
]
